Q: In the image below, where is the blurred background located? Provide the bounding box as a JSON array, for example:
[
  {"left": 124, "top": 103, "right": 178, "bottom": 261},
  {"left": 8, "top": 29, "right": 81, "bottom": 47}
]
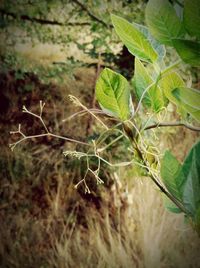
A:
[{"left": 0, "top": 1, "right": 200, "bottom": 267}]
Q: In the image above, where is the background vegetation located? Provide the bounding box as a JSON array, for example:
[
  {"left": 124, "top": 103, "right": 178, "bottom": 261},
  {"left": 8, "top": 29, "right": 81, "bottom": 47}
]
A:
[{"left": 0, "top": 0, "right": 200, "bottom": 267}]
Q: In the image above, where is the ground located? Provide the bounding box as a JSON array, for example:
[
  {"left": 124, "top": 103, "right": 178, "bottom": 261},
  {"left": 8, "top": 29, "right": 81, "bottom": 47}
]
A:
[{"left": 0, "top": 66, "right": 200, "bottom": 268}]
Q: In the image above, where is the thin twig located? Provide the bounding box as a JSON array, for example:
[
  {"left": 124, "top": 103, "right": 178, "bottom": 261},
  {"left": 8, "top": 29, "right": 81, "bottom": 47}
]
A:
[
  {"left": 144, "top": 122, "right": 200, "bottom": 132},
  {"left": 62, "top": 108, "right": 106, "bottom": 122},
  {"left": 87, "top": 52, "right": 102, "bottom": 134},
  {"left": 73, "top": 0, "right": 109, "bottom": 28},
  {"left": 10, "top": 102, "right": 91, "bottom": 151},
  {"left": 69, "top": 95, "right": 108, "bottom": 130},
  {"left": 9, "top": 132, "right": 91, "bottom": 151},
  {"left": 0, "top": 8, "right": 90, "bottom": 26},
  {"left": 97, "top": 134, "right": 124, "bottom": 153},
  {"left": 22, "top": 102, "right": 49, "bottom": 133}
]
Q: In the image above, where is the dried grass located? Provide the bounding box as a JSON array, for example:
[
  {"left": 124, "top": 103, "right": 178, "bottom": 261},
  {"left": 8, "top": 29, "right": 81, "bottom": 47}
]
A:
[{"left": 0, "top": 68, "right": 200, "bottom": 268}]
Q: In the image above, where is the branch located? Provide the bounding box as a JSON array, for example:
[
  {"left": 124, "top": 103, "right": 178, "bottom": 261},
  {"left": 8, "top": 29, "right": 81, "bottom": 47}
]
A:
[
  {"left": 132, "top": 140, "right": 189, "bottom": 215},
  {"left": 9, "top": 101, "right": 91, "bottom": 151},
  {"left": 173, "top": 0, "right": 184, "bottom": 8},
  {"left": 123, "top": 123, "right": 189, "bottom": 215},
  {"left": 64, "top": 143, "right": 104, "bottom": 193},
  {"left": 9, "top": 131, "right": 91, "bottom": 151},
  {"left": 68, "top": 95, "right": 108, "bottom": 130},
  {"left": 73, "top": 0, "right": 110, "bottom": 28},
  {"left": 144, "top": 122, "right": 200, "bottom": 132},
  {"left": 86, "top": 52, "right": 102, "bottom": 135},
  {"left": 0, "top": 8, "right": 90, "bottom": 26}
]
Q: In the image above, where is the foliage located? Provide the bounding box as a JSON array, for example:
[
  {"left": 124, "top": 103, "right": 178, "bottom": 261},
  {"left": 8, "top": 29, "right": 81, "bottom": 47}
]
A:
[
  {"left": 0, "top": 0, "right": 147, "bottom": 80},
  {"left": 94, "top": 0, "right": 200, "bottom": 232},
  {"left": 0, "top": 52, "right": 84, "bottom": 85},
  {"left": 145, "top": 0, "right": 200, "bottom": 66},
  {"left": 111, "top": 14, "right": 160, "bottom": 63},
  {"left": 96, "top": 68, "right": 133, "bottom": 120},
  {"left": 9, "top": 0, "right": 200, "bottom": 234},
  {"left": 161, "top": 141, "right": 200, "bottom": 232}
]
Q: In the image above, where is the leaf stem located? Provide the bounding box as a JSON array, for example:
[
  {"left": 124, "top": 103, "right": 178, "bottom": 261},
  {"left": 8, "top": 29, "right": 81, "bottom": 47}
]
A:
[
  {"left": 161, "top": 59, "right": 182, "bottom": 75},
  {"left": 10, "top": 132, "right": 91, "bottom": 151},
  {"left": 132, "top": 141, "right": 189, "bottom": 215},
  {"left": 144, "top": 121, "right": 200, "bottom": 132}
]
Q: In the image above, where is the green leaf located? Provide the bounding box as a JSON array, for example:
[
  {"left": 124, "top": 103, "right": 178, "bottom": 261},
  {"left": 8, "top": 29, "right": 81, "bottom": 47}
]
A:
[
  {"left": 161, "top": 150, "right": 186, "bottom": 200},
  {"left": 132, "top": 58, "right": 164, "bottom": 112},
  {"left": 183, "top": 0, "right": 200, "bottom": 39},
  {"left": 159, "top": 72, "right": 188, "bottom": 117},
  {"left": 111, "top": 14, "right": 158, "bottom": 63},
  {"left": 145, "top": 0, "right": 185, "bottom": 46},
  {"left": 182, "top": 141, "right": 200, "bottom": 216},
  {"left": 134, "top": 23, "right": 166, "bottom": 62},
  {"left": 162, "top": 195, "right": 182, "bottom": 214},
  {"left": 160, "top": 73, "right": 200, "bottom": 121},
  {"left": 159, "top": 72, "right": 185, "bottom": 100},
  {"left": 132, "top": 58, "right": 153, "bottom": 107},
  {"left": 173, "top": 39, "right": 200, "bottom": 66},
  {"left": 172, "top": 87, "right": 200, "bottom": 122},
  {"left": 95, "top": 68, "right": 133, "bottom": 121},
  {"left": 149, "top": 75, "right": 165, "bottom": 112}
]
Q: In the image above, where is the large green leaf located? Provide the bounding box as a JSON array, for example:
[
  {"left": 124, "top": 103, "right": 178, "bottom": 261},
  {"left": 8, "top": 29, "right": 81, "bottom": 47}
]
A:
[
  {"left": 182, "top": 141, "right": 200, "bottom": 216},
  {"left": 95, "top": 68, "right": 132, "bottom": 121},
  {"left": 111, "top": 14, "right": 158, "bottom": 63},
  {"left": 134, "top": 23, "right": 166, "bottom": 62},
  {"left": 132, "top": 58, "right": 164, "bottom": 112},
  {"left": 145, "top": 0, "right": 185, "bottom": 46},
  {"left": 173, "top": 39, "right": 200, "bottom": 66},
  {"left": 159, "top": 72, "right": 185, "bottom": 99},
  {"left": 160, "top": 72, "right": 200, "bottom": 121},
  {"left": 172, "top": 87, "right": 200, "bottom": 122},
  {"left": 161, "top": 150, "right": 186, "bottom": 200},
  {"left": 159, "top": 72, "right": 187, "bottom": 116},
  {"left": 172, "top": 87, "right": 200, "bottom": 110},
  {"left": 184, "top": 0, "right": 200, "bottom": 39}
]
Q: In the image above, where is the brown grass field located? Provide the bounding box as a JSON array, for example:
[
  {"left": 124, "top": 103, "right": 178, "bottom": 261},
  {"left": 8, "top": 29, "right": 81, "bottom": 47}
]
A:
[{"left": 0, "top": 67, "right": 200, "bottom": 268}]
